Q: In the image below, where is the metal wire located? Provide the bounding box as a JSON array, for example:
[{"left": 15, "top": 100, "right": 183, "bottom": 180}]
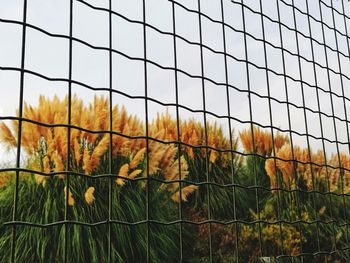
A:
[
  {"left": 142, "top": 1, "right": 151, "bottom": 262},
  {"left": 171, "top": 2, "right": 184, "bottom": 260},
  {"left": 197, "top": 1, "right": 213, "bottom": 261},
  {"left": 220, "top": 0, "right": 240, "bottom": 260},
  {"left": 63, "top": 0, "right": 73, "bottom": 262},
  {"left": 1, "top": 0, "right": 350, "bottom": 262},
  {"left": 108, "top": 0, "right": 113, "bottom": 262},
  {"left": 258, "top": 0, "right": 285, "bottom": 256},
  {"left": 10, "top": 0, "right": 27, "bottom": 262}
]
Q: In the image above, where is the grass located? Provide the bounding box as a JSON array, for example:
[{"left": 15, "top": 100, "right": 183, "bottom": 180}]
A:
[{"left": 1, "top": 95, "right": 350, "bottom": 262}]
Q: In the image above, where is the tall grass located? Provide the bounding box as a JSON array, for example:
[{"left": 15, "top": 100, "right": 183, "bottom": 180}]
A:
[{"left": 1, "top": 95, "right": 350, "bottom": 261}]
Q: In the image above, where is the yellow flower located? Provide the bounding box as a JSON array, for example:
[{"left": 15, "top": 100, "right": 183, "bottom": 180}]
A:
[
  {"left": 165, "top": 156, "right": 188, "bottom": 182},
  {"left": 171, "top": 185, "right": 198, "bottom": 202},
  {"left": 130, "top": 148, "right": 146, "bottom": 169},
  {"left": 52, "top": 152, "right": 64, "bottom": 172},
  {"left": 84, "top": 187, "right": 95, "bottom": 205},
  {"left": 35, "top": 175, "right": 48, "bottom": 187},
  {"left": 116, "top": 163, "right": 129, "bottom": 186},
  {"left": 0, "top": 172, "right": 12, "bottom": 188},
  {"left": 43, "top": 156, "right": 51, "bottom": 173},
  {"left": 0, "top": 95, "right": 201, "bottom": 202},
  {"left": 128, "top": 169, "right": 142, "bottom": 180},
  {"left": 209, "top": 150, "right": 218, "bottom": 163},
  {"left": 82, "top": 148, "right": 92, "bottom": 175},
  {"left": 89, "top": 135, "right": 110, "bottom": 172},
  {"left": 73, "top": 137, "right": 81, "bottom": 165},
  {"left": 265, "top": 158, "right": 277, "bottom": 189},
  {"left": 319, "top": 206, "right": 326, "bottom": 215},
  {"left": 0, "top": 122, "right": 17, "bottom": 149},
  {"left": 64, "top": 186, "right": 75, "bottom": 206},
  {"left": 274, "top": 132, "right": 289, "bottom": 151},
  {"left": 240, "top": 127, "right": 288, "bottom": 156}
]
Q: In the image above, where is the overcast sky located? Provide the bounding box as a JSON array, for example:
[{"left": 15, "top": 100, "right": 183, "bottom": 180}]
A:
[{"left": 1, "top": 0, "right": 350, "bottom": 164}]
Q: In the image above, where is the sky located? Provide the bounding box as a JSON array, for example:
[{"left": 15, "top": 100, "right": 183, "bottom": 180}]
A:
[{"left": 1, "top": 0, "right": 350, "bottom": 164}]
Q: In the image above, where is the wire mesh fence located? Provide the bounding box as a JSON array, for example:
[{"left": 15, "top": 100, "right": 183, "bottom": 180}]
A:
[{"left": 1, "top": 0, "right": 350, "bottom": 262}]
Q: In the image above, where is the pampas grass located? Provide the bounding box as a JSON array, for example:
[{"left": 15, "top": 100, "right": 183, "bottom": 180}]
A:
[{"left": 2, "top": 96, "right": 350, "bottom": 261}]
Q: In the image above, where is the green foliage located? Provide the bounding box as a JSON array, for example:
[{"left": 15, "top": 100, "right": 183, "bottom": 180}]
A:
[
  {"left": 185, "top": 149, "right": 247, "bottom": 220},
  {"left": 2, "top": 147, "right": 350, "bottom": 261},
  {"left": 0, "top": 169, "right": 194, "bottom": 262}
]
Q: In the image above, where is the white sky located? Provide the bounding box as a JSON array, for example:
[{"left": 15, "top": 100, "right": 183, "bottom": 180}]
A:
[{"left": 1, "top": 0, "right": 350, "bottom": 165}]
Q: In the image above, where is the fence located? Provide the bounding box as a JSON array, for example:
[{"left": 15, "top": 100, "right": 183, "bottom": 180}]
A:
[{"left": 1, "top": 0, "right": 350, "bottom": 262}]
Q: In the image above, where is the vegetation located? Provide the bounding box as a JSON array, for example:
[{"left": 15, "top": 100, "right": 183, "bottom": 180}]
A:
[{"left": 0, "top": 95, "right": 350, "bottom": 262}]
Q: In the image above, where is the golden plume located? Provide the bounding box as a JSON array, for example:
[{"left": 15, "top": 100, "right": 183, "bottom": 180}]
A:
[
  {"left": 128, "top": 169, "right": 142, "bottom": 180},
  {"left": 0, "top": 172, "right": 12, "bottom": 188},
  {"left": 240, "top": 127, "right": 288, "bottom": 156},
  {"left": 89, "top": 135, "right": 110, "bottom": 172},
  {"left": 84, "top": 186, "right": 95, "bottom": 205},
  {"left": 171, "top": 185, "right": 198, "bottom": 202},
  {"left": 52, "top": 152, "right": 64, "bottom": 173},
  {"left": 116, "top": 163, "right": 129, "bottom": 186},
  {"left": 82, "top": 148, "right": 92, "bottom": 175},
  {"left": 265, "top": 158, "right": 277, "bottom": 189},
  {"left": 0, "top": 122, "right": 17, "bottom": 149},
  {"left": 130, "top": 148, "right": 146, "bottom": 169},
  {"left": 64, "top": 186, "right": 75, "bottom": 206},
  {"left": 0, "top": 95, "right": 198, "bottom": 202}
]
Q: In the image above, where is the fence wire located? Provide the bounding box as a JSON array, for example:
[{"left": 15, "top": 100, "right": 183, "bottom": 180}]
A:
[{"left": 1, "top": 0, "right": 350, "bottom": 262}]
